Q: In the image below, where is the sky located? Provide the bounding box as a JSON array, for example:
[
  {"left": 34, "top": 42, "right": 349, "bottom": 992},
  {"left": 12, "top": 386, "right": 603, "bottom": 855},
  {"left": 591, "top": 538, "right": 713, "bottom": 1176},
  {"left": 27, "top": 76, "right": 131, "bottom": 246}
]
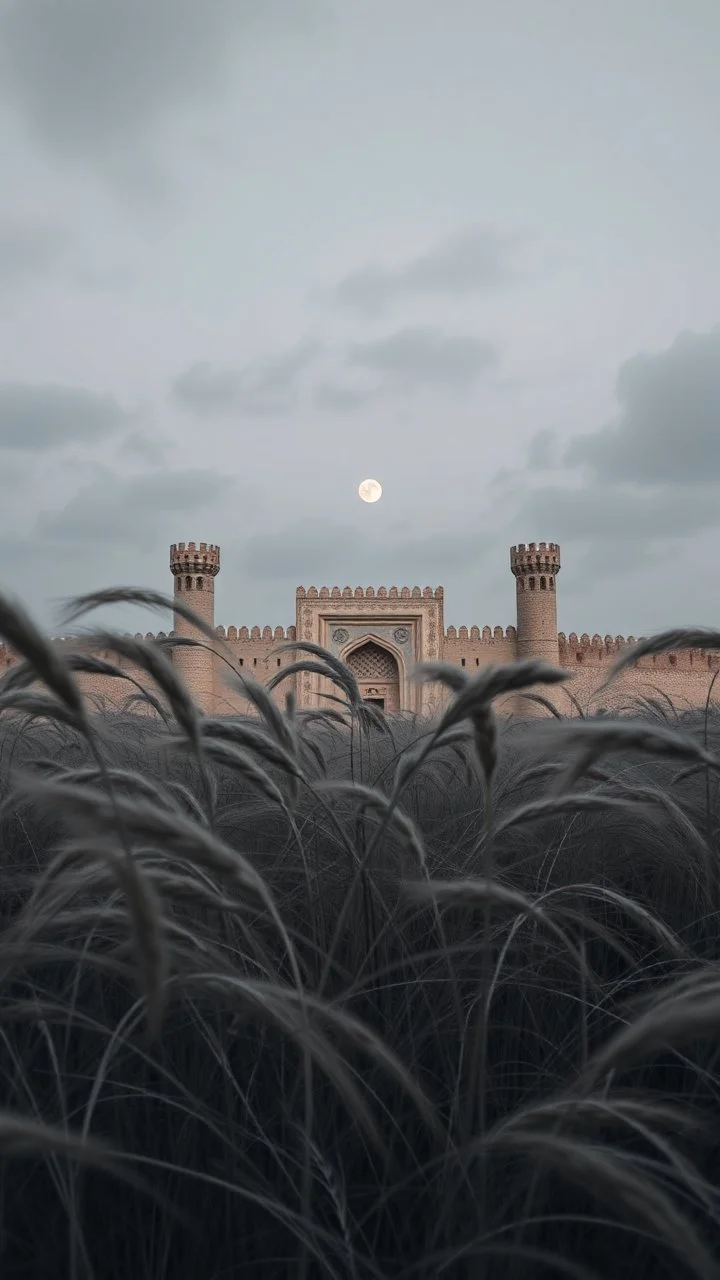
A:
[{"left": 1, "top": 0, "right": 719, "bottom": 641}]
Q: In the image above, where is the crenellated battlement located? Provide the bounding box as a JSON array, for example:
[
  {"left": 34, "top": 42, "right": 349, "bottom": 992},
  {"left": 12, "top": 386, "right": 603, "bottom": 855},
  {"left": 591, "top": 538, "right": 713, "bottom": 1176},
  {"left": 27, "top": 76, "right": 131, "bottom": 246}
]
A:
[
  {"left": 216, "top": 625, "right": 297, "bottom": 642},
  {"left": 558, "top": 632, "right": 720, "bottom": 670},
  {"left": 445, "top": 624, "right": 517, "bottom": 641},
  {"left": 510, "top": 541, "right": 561, "bottom": 576},
  {"left": 296, "top": 585, "right": 444, "bottom": 600},
  {"left": 170, "top": 541, "right": 221, "bottom": 576},
  {"left": 559, "top": 632, "right": 640, "bottom": 651}
]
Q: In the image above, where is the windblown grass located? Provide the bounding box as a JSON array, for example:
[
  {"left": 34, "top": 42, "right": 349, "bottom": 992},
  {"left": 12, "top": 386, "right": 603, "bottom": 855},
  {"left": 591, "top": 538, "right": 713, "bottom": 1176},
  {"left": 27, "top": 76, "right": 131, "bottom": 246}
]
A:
[{"left": 1, "top": 587, "right": 720, "bottom": 1277}]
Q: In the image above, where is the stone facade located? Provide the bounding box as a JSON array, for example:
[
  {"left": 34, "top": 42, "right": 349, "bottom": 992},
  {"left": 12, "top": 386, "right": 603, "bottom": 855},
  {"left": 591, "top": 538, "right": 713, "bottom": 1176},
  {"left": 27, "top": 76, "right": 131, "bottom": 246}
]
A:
[
  {"left": 295, "top": 584, "right": 445, "bottom": 718},
  {"left": 2, "top": 539, "right": 719, "bottom": 718}
]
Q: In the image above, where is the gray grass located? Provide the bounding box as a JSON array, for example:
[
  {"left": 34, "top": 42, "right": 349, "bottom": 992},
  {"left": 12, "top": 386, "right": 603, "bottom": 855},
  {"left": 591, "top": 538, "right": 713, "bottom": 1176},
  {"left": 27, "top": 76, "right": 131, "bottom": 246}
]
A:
[{"left": 0, "top": 601, "right": 720, "bottom": 1278}]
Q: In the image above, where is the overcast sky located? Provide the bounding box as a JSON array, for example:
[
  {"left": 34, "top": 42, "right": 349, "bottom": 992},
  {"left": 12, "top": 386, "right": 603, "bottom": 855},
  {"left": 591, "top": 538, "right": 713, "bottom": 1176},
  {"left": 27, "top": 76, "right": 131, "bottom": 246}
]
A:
[{"left": 1, "top": 0, "right": 719, "bottom": 640}]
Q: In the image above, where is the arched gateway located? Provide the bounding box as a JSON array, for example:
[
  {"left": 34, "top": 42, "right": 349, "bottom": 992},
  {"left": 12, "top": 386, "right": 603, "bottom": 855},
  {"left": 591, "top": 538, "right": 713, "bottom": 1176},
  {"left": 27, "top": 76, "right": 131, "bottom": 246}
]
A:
[{"left": 346, "top": 640, "right": 401, "bottom": 712}]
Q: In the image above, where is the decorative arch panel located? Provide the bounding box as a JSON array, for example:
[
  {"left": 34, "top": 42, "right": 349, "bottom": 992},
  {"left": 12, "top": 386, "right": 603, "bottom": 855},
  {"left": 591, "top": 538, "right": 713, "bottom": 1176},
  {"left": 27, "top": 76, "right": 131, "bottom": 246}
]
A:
[
  {"left": 346, "top": 640, "right": 400, "bottom": 711},
  {"left": 294, "top": 587, "right": 445, "bottom": 716}
]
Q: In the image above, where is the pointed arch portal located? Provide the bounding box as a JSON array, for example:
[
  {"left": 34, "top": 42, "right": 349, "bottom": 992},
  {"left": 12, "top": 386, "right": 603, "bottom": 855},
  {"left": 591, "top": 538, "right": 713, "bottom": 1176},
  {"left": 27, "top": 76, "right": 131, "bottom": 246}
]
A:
[{"left": 346, "top": 640, "right": 401, "bottom": 712}]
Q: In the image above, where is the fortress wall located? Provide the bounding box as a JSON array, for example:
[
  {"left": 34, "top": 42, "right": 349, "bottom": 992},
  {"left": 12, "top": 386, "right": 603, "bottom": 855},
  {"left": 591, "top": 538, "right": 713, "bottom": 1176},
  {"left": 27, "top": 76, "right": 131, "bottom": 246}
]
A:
[
  {"left": 0, "top": 638, "right": 161, "bottom": 716},
  {"left": 3, "top": 635, "right": 720, "bottom": 722},
  {"left": 442, "top": 624, "right": 518, "bottom": 671},
  {"left": 211, "top": 630, "right": 298, "bottom": 716},
  {"left": 556, "top": 632, "right": 720, "bottom": 714},
  {"left": 0, "top": 630, "right": 299, "bottom": 719},
  {"left": 74, "top": 669, "right": 159, "bottom": 714},
  {"left": 559, "top": 631, "right": 720, "bottom": 670},
  {"left": 557, "top": 646, "right": 720, "bottom": 716},
  {"left": 78, "top": 635, "right": 169, "bottom": 716},
  {"left": 551, "top": 667, "right": 720, "bottom": 716},
  {"left": 65, "top": 659, "right": 720, "bottom": 721}
]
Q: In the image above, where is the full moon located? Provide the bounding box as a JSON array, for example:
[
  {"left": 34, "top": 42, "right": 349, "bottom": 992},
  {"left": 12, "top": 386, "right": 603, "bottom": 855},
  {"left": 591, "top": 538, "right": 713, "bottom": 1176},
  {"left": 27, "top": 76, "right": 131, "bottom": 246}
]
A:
[{"left": 358, "top": 478, "right": 383, "bottom": 504}]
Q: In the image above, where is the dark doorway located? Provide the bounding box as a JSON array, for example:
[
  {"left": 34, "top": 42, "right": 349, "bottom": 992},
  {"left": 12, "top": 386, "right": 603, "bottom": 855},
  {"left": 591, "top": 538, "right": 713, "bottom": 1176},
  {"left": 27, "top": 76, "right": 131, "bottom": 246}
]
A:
[{"left": 364, "top": 697, "right": 385, "bottom": 709}]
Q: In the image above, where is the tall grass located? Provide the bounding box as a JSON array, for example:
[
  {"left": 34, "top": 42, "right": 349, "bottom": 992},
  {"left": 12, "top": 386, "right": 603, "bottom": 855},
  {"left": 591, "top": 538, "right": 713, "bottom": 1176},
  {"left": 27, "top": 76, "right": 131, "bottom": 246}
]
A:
[{"left": 1, "top": 587, "right": 720, "bottom": 1278}]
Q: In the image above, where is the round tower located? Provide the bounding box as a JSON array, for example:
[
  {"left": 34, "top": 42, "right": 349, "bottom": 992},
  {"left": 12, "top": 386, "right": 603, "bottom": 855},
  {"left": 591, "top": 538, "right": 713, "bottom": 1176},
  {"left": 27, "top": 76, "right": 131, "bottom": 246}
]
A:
[
  {"left": 510, "top": 541, "right": 561, "bottom": 666},
  {"left": 169, "top": 541, "right": 220, "bottom": 713}
]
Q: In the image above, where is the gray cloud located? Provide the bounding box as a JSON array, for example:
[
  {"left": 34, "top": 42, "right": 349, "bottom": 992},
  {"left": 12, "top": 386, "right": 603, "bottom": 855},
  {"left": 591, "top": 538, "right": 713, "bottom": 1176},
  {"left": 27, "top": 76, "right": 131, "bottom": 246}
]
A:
[
  {"left": 566, "top": 539, "right": 684, "bottom": 591},
  {"left": 244, "top": 517, "right": 486, "bottom": 584},
  {"left": 514, "top": 481, "right": 720, "bottom": 551},
  {"left": 0, "top": 382, "right": 132, "bottom": 450},
  {"left": 37, "top": 466, "right": 235, "bottom": 545},
  {"left": 313, "top": 383, "right": 376, "bottom": 413},
  {"left": 348, "top": 328, "right": 498, "bottom": 390},
  {"left": 335, "top": 225, "right": 524, "bottom": 315},
  {"left": 0, "top": 0, "right": 311, "bottom": 168},
  {"left": 0, "top": 457, "right": 27, "bottom": 494},
  {"left": 527, "top": 427, "right": 558, "bottom": 469},
  {"left": 313, "top": 329, "right": 499, "bottom": 412},
  {"left": 563, "top": 325, "right": 720, "bottom": 485},
  {"left": 171, "top": 340, "right": 320, "bottom": 417},
  {"left": 507, "top": 325, "right": 720, "bottom": 580},
  {"left": 117, "top": 430, "right": 171, "bottom": 465},
  {"left": 73, "top": 263, "right": 135, "bottom": 292},
  {"left": 0, "top": 216, "right": 70, "bottom": 284}
]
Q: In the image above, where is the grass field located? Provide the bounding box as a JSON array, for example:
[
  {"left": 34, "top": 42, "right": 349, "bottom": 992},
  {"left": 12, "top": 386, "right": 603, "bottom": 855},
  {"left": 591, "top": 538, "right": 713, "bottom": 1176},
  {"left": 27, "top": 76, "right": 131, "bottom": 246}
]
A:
[{"left": 2, "top": 587, "right": 720, "bottom": 1279}]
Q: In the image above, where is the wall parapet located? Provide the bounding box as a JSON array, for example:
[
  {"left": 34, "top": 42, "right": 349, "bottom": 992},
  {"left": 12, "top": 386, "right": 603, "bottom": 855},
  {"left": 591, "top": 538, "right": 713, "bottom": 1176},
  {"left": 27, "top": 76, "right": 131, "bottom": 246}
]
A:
[
  {"left": 510, "top": 541, "right": 561, "bottom": 575},
  {"left": 216, "top": 624, "right": 297, "bottom": 642},
  {"left": 1, "top": 626, "right": 300, "bottom": 660},
  {"left": 170, "top": 541, "right": 220, "bottom": 576},
  {"left": 558, "top": 631, "right": 720, "bottom": 669},
  {"left": 296, "top": 585, "right": 443, "bottom": 600},
  {"left": 559, "top": 632, "right": 641, "bottom": 649},
  {"left": 445, "top": 624, "right": 517, "bottom": 641}
]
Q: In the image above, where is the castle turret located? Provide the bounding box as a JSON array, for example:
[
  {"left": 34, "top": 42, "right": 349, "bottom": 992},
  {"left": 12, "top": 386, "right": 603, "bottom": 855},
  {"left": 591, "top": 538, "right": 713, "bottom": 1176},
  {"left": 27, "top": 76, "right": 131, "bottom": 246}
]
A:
[
  {"left": 170, "top": 541, "right": 220, "bottom": 712},
  {"left": 511, "top": 541, "right": 561, "bottom": 666}
]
